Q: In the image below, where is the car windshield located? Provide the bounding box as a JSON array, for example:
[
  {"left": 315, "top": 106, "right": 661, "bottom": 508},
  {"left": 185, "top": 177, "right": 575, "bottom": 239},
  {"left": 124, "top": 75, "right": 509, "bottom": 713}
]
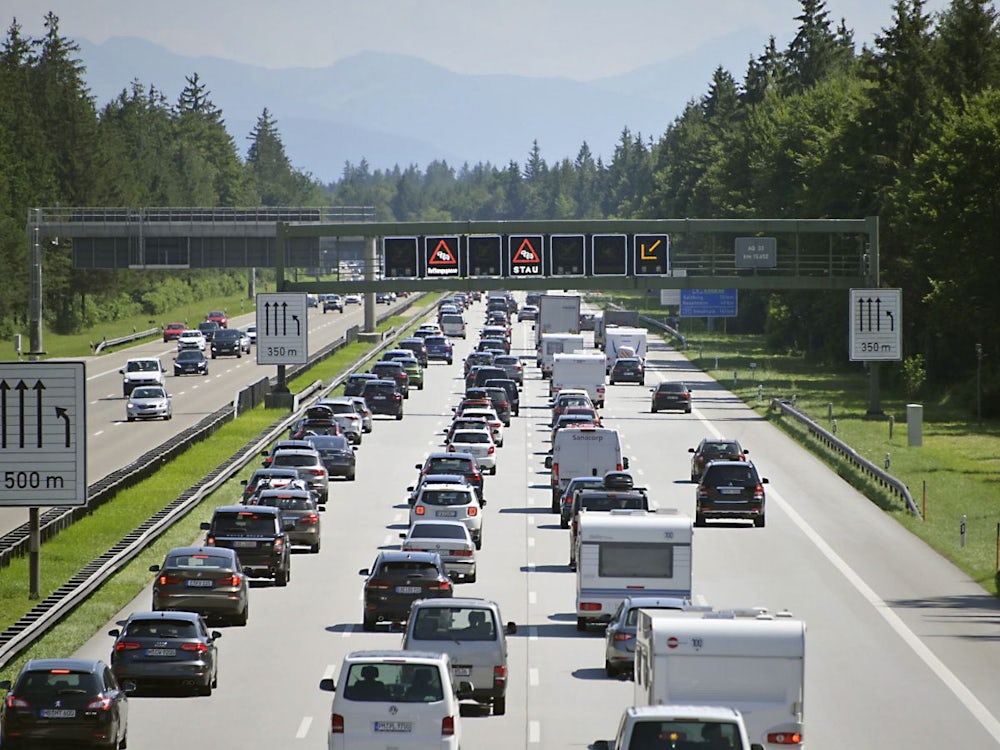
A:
[
  {"left": 410, "top": 523, "right": 468, "bottom": 540},
  {"left": 127, "top": 361, "right": 159, "bottom": 372},
  {"left": 166, "top": 553, "right": 231, "bottom": 568},
  {"left": 343, "top": 662, "right": 444, "bottom": 703},
  {"left": 131, "top": 387, "right": 164, "bottom": 399},
  {"left": 420, "top": 489, "right": 473, "bottom": 506},
  {"left": 703, "top": 442, "right": 740, "bottom": 456},
  {"left": 411, "top": 607, "right": 496, "bottom": 641},
  {"left": 212, "top": 513, "right": 277, "bottom": 536},
  {"left": 177, "top": 351, "right": 202, "bottom": 361}
]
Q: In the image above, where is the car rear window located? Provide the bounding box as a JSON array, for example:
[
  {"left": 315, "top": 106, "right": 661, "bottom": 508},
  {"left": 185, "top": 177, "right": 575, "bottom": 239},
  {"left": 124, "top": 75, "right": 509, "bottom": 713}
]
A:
[
  {"left": 271, "top": 454, "right": 319, "bottom": 467},
  {"left": 125, "top": 619, "right": 198, "bottom": 638},
  {"left": 704, "top": 465, "right": 758, "bottom": 484},
  {"left": 166, "top": 553, "right": 231, "bottom": 568},
  {"left": 343, "top": 662, "right": 443, "bottom": 703},
  {"left": 579, "top": 492, "right": 647, "bottom": 512},
  {"left": 426, "top": 458, "right": 474, "bottom": 474},
  {"left": 452, "top": 431, "right": 490, "bottom": 444},
  {"left": 17, "top": 670, "right": 97, "bottom": 694},
  {"left": 410, "top": 523, "right": 468, "bottom": 539},
  {"left": 420, "top": 489, "right": 474, "bottom": 506},
  {"left": 657, "top": 383, "right": 687, "bottom": 392},
  {"left": 212, "top": 512, "right": 278, "bottom": 536},
  {"left": 379, "top": 561, "right": 441, "bottom": 577},
  {"left": 364, "top": 383, "right": 397, "bottom": 395}
]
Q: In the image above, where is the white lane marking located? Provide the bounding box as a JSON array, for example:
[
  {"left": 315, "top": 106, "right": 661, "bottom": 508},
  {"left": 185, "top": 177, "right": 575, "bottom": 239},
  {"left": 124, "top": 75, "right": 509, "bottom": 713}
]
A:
[
  {"left": 529, "top": 668, "right": 539, "bottom": 686},
  {"left": 527, "top": 516, "right": 535, "bottom": 526},
  {"left": 528, "top": 591, "right": 537, "bottom": 605},
  {"left": 527, "top": 537, "right": 535, "bottom": 548},
  {"left": 382, "top": 534, "right": 392, "bottom": 546},
  {"left": 529, "top": 721, "right": 541, "bottom": 744},
  {"left": 693, "top": 593, "right": 709, "bottom": 608},
  {"left": 342, "top": 624, "right": 353, "bottom": 638},
  {"left": 526, "top": 562, "right": 535, "bottom": 571},
  {"left": 323, "top": 664, "right": 336, "bottom": 679},
  {"left": 93, "top": 430, "right": 104, "bottom": 437},
  {"left": 635, "top": 468, "right": 645, "bottom": 476},
  {"left": 529, "top": 625, "right": 538, "bottom": 641},
  {"left": 90, "top": 399, "right": 100, "bottom": 405},
  {"left": 295, "top": 717, "right": 312, "bottom": 739},
  {"left": 701, "top": 419, "right": 1000, "bottom": 742}
]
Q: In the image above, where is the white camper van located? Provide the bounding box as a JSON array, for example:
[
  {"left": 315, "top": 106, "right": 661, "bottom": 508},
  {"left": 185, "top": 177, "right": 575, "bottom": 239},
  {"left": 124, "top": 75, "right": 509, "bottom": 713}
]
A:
[
  {"left": 575, "top": 508, "right": 693, "bottom": 630},
  {"left": 604, "top": 327, "right": 648, "bottom": 373},
  {"left": 550, "top": 350, "right": 607, "bottom": 406},
  {"left": 537, "top": 333, "right": 586, "bottom": 379},
  {"left": 633, "top": 610, "right": 805, "bottom": 750}
]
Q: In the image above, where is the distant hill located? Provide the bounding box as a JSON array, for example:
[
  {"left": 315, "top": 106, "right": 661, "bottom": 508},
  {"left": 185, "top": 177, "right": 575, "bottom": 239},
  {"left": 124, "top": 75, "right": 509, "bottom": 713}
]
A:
[{"left": 76, "top": 31, "right": 764, "bottom": 183}]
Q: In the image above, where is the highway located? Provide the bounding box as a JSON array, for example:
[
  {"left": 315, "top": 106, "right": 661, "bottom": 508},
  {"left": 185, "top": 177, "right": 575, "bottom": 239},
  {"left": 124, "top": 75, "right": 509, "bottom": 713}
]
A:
[
  {"left": 69, "top": 296, "right": 1000, "bottom": 749},
  {"left": 0, "top": 298, "right": 407, "bottom": 540}
]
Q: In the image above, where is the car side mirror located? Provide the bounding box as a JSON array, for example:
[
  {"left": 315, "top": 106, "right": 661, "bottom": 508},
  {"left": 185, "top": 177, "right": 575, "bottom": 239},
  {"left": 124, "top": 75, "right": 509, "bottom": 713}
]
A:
[
  {"left": 688, "top": 448, "right": 695, "bottom": 453},
  {"left": 544, "top": 456, "right": 553, "bottom": 469},
  {"left": 319, "top": 678, "right": 336, "bottom": 692},
  {"left": 761, "top": 477, "right": 769, "bottom": 484},
  {"left": 210, "top": 631, "right": 222, "bottom": 640},
  {"left": 199, "top": 522, "right": 210, "bottom": 530},
  {"left": 414, "top": 464, "right": 422, "bottom": 470},
  {"left": 148, "top": 564, "right": 160, "bottom": 572},
  {"left": 505, "top": 622, "right": 517, "bottom": 635},
  {"left": 358, "top": 568, "right": 370, "bottom": 576},
  {"left": 623, "top": 457, "right": 630, "bottom": 470},
  {"left": 118, "top": 369, "right": 124, "bottom": 375},
  {"left": 240, "top": 480, "right": 248, "bottom": 486},
  {"left": 108, "top": 629, "right": 120, "bottom": 637},
  {"left": 744, "top": 449, "right": 750, "bottom": 454},
  {"left": 318, "top": 505, "right": 326, "bottom": 512},
  {"left": 121, "top": 681, "right": 138, "bottom": 695},
  {"left": 593, "top": 742, "right": 611, "bottom": 750}
]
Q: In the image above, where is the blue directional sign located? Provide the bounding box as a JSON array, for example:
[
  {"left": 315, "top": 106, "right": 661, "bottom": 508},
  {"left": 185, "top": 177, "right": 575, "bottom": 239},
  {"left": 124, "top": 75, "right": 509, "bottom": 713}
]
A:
[{"left": 680, "top": 289, "right": 738, "bottom": 318}]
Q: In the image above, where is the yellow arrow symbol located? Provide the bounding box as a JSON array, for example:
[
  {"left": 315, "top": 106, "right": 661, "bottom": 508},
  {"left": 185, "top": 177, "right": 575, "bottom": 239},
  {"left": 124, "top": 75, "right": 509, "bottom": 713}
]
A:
[{"left": 641, "top": 239, "right": 662, "bottom": 261}]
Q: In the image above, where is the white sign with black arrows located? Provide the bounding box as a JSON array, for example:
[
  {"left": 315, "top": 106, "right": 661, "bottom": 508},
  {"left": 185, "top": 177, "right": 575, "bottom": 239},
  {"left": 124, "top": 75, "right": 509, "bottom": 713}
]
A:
[
  {"left": 0, "top": 361, "right": 87, "bottom": 507},
  {"left": 849, "top": 288, "right": 902, "bottom": 361},
  {"left": 256, "top": 293, "right": 309, "bottom": 365}
]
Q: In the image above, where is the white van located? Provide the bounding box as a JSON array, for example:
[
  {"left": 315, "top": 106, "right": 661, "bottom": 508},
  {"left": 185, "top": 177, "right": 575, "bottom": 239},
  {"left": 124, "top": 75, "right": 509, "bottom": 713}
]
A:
[
  {"left": 402, "top": 597, "right": 517, "bottom": 716},
  {"left": 548, "top": 425, "right": 627, "bottom": 506},
  {"left": 319, "top": 649, "right": 472, "bottom": 750},
  {"left": 440, "top": 313, "right": 467, "bottom": 339},
  {"left": 575, "top": 509, "right": 693, "bottom": 630}
]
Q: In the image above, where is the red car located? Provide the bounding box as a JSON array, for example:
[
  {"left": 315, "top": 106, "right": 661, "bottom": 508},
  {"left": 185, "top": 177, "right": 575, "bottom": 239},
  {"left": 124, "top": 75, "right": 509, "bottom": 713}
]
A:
[
  {"left": 163, "top": 322, "right": 186, "bottom": 342},
  {"left": 205, "top": 310, "right": 228, "bottom": 328}
]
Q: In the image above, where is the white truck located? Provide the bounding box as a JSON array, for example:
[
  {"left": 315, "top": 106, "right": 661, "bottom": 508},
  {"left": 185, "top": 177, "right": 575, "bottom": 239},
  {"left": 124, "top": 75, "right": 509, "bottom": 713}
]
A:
[
  {"left": 537, "top": 332, "right": 586, "bottom": 379},
  {"left": 604, "top": 326, "right": 648, "bottom": 373},
  {"left": 575, "top": 508, "right": 693, "bottom": 631},
  {"left": 535, "top": 293, "right": 581, "bottom": 347},
  {"left": 633, "top": 610, "right": 805, "bottom": 749},
  {"left": 594, "top": 705, "right": 760, "bottom": 750},
  {"left": 550, "top": 350, "right": 607, "bottom": 406},
  {"left": 594, "top": 310, "right": 640, "bottom": 349}
]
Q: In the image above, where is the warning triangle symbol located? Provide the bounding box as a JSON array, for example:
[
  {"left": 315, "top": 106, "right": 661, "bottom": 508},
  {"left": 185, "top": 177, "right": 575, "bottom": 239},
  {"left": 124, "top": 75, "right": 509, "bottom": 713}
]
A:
[
  {"left": 428, "top": 240, "right": 458, "bottom": 265},
  {"left": 512, "top": 239, "right": 539, "bottom": 263}
]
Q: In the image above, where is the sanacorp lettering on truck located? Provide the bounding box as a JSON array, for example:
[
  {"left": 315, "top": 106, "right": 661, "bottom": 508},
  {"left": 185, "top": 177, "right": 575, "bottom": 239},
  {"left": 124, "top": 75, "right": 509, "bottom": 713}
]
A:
[{"left": 549, "top": 426, "right": 627, "bottom": 507}]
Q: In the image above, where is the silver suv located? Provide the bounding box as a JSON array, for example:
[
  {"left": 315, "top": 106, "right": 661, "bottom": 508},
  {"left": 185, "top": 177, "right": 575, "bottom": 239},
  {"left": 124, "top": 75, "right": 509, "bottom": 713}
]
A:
[{"left": 120, "top": 357, "right": 166, "bottom": 397}]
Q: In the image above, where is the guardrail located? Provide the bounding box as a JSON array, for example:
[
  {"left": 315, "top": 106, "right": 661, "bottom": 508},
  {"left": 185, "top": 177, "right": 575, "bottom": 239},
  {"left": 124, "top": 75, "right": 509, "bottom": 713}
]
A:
[
  {"left": 769, "top": 398, "right": 921, "bottom": 518},
  {"left": 0, "top": 294, "right": 436, "bottom": 670},
  {"left": 92, "top": 327, "right": 160, "bottom": 354}
]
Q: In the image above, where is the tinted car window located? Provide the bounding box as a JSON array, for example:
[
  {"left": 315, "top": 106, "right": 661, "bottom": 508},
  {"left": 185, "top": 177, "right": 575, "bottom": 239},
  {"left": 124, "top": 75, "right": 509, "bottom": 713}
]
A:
[
  {"left": 420, "top": 489, "right": 474, "bottom": 506},
  {"left": 379, "top": 561, "right": 442, "bottom": 577},
  {"left": 426, "top": 458, "right": 475, "bottom": 474},
  {"left": 211, "top": 513, "right": 278, "bottom": 535},
  {"left": 410, "top": 523, "right": 468, "bottom": 539},
  {"left": 704, "top": 464, "right": 760, "bottom": 484},
  {"left": 166, "top": 553, "right": 231, "bottom": 568}
]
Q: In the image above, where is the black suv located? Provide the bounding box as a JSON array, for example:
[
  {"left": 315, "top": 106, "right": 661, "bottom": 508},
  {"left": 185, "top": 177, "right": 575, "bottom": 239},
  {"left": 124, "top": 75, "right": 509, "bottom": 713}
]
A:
[
  {"left": 695, "top": 460, "right": 768, "bottom": 528},
  {"left": 610, "top": 357, "right": 645, "bottom": 385},
  {"left": 210, "top": 328, "right": 249, "bottom": 358},
  {"left": 398, "top": 337, "right": 429, "bottom": 367},
  {"left": 197, "top": 320, "right": 220, "bottom": 342},
  {"left": 484, "top": 378, "right": 520, "bottom": 417},
  {"left": 359, "top": 550, "right": 453, "bottom": 631},
  {"left": 362, "top": 379, "right": 404, "bottom": 419},
  {"left": 650, "top": 381, "right": 692, "bottom": 413},
  {"left": 371, "top": 361, "right": 409, "bottom": 398},
  {"left": 200, "top": 505, "right": 293, "bottom": 585}
]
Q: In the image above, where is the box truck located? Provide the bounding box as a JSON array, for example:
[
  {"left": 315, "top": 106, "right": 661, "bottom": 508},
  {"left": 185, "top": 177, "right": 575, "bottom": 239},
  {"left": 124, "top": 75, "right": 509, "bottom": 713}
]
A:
[
  {"left": 575, "top": 508, "right": 693, "bottom": 630},
  {"left": 550, "top": 350, "right": 607, "bottom": 406},
  {"left": 633, "top": 611, "right": 805, "bottom": 749},
  {"left": 604, "top": 327, "right": 648, "bottom": 372},
  {"left": 537, "top": 332, "right": 586, "bottom": 379},
  {"left": 535, "top": 294, "right": 581, "bottom": 346}
]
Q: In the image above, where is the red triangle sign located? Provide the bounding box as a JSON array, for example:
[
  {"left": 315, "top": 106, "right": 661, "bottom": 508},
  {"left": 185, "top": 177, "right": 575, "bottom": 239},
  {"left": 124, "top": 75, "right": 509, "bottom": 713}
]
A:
[
  {"left": 512, "top": 239, "right": 539, "bottom": 264},
  {"left": 428, "top": 239, "right": 458, "bottom": 265}
]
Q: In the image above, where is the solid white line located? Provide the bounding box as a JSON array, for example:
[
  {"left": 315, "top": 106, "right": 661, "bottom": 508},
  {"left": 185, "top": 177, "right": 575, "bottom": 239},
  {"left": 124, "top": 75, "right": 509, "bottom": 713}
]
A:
[
  {"left": 701, "top": 419, "right": 1000, "bottom": 741},
  {"left": 295, "top": 717, "right": 312, "bottom": 739},
  {"left": 526, "top": 562, "right": 535, "bottom": 571},
  {"left": 323, "top": 664, "right": 336, "bottom": 679}
]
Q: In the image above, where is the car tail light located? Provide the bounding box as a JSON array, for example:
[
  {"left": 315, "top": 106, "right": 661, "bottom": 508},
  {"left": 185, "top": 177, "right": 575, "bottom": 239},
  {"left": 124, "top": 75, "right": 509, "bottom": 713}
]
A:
[
  {"left": 430, "top": 579, "right": 453, "bottom": 592},
  {"left": 302, "top": 513, "right": 319, "bottom": 524},
  {"left": 415, "top": 506, "right": 426, "bottom": 516},
  {"left": 5, "top": 693, "right": 28, "bottom": 708},
  {"left": 580, "top": 602, "right": 602, "bottom": 612},
  {"left": 767, "top": 732, "right": 803, "bottom": 745},
  {"left": 552, "top": 462, "right": 559, "bottom": 481},
  {"left": 697, "top": 485, "right": 708, "bottom": 501},
  {"left": 393, "top": 394, "right": 402, "bottom": 402},
  {"left": 468, "top": 507, "right": 478, "bottom": 516},
  {"left": 158, "top": 574, "right": 180, "bottom": 586},
  {"left": 447, "top": 444, "right": 456, "bottom": 452},
  {"left": 367, "top": 579, "right": 390, "bottom": 591},
  {"left": 441, "top": 715, "right": 456, "bottom": 736},
  {"left": 307, "top": 469, "right": 325, "bottom": 477},
  {"left": 114, "top": 642, "right": 141, "bottom": 652},
  {"left": 86, "top": 696, "right": 113, "bottom": 711},
  {"left": 181, "top": 643, "right": 209, "bottom": 654},
  {"left": 493, "top": 664, "right": 507, "bottom": 687},
  {"left": 331, "top": 714, "right": 345, "bottom": 734},
  {"left": 615, "top": 463, "right": 623, "bottom": 471},
  {"left": 682, "top": 392, "right": 691, "bottom": 400},
  {"left": 487, "top": 445, "right": 495, "bottom": 455},
  {"left": 273, "top": 538, "right": 285, "bottom": 554},
  {"left": 452, "top": 549, "right": 473, "bottom": 557},
  {"left": 218, "top": 575, "right": 242, "bottom": 586},
  {"left": 613, "top": 632, "right": 635, "bottom": 642},
  {"left": 754, "top": 484, "right": 765, "bottom": 500}
]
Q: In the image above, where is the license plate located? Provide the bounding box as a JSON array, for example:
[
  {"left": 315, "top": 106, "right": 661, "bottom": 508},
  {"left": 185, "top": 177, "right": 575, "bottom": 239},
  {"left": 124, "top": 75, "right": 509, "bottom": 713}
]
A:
[
  {"left": 40, "top": 709, "right": 76, "bottom": 718},
  {"left": 145, "top": 648, "right": 176, "bottom": 657},
  {"left": 233, "top": 540, "right": 257, "bottom": 548},
  {"left": 719, "top": 487, "right": 743, "bottom": 495},
  {"left": 395, "top": 586, "right": 421, "bottom": 594},
  {"left": 436, "top": 510, "right": 458, "bottom": 517},
  {"left": 185, "top": 579, "right": 214, "bottom": 587},
  {"left": 452, "top": 666, "right": 472, "bottom": 677},
  {"left": 374, "top": 721, "right": 412, "bottom": 732}
]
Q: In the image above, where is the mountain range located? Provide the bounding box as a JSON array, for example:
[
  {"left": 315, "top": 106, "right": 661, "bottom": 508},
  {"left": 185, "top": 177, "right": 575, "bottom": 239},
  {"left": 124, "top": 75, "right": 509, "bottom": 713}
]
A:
[{"left": 75, "top": 31, "right": 765, "bottom": 184}]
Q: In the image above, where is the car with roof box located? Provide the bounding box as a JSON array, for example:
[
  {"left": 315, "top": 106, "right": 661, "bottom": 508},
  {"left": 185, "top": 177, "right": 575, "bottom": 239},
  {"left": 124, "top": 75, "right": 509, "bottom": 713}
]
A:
[
  {"left": 149, "top": 545, "right": 250, "bottom": 625},
  {"left": 558, "top": 475, "right": 606, "bottom": 528},
  {"left": 201, "top": 505, "right": 293, "bottom": 585},
  {"left": 569, "top": 473, "right": 651, "bottom": 569},
  {"left": 361, "top": 378, "right": 404, "bottom": 419},
  {"left": 108, "top": 610, "right": 221, "bottom": 695},
  {"left": 402, "top": 597, "right": 517, "bottom": 715},
  {"left": 358, "top": 551, "right": 454, "bottom": 631}
]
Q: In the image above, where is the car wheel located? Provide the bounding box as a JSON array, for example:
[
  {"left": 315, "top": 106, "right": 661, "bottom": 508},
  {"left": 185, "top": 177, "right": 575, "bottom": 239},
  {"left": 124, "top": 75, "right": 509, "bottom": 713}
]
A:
[
  {"left": 211, "top": 353, "right": 216, "bottom": 359},
  {"left": 609, "top": 379, "right": 616, "bottom": 385},
  {"left": 686, "top": 407, "right": 692, "bottom": 413},
  {"left": 467, "top": 571, "right": 477, "bottom": 584},
  {"left": 275, "top": 567, "right": 289, "bottom": 587},
  {"left": 489, "top": 466, "right": 497, "bottom": 475},
  {"left": 605, "top": 660, "right": 618, "bottom": 678},
  {"left": 234, "top": 603, "right": 249, "bottom": 626},
  {"left": 493, "top": 696, "right": 506, "bottom": 716},
  {"left": 119, "top": 729, "right": 128, "bottom": 749},
  {"left": 475, "top": 537, "right": 482, "bottom": 551},
  {"left": 447, "top": 359, "right": 453, "bottom": 365},
  {"left": 754, "top": 514, "right": 766, "bottom": 528},
  {"left": 126, "top": 415, "right": 134, "bottom": 422},
  {"left": 694, "top": 512, "right": 706, "bottom": 528},
  {"left": 651, "top": 406, "right": 658, "bottom": 413},
  {"left": 419, "top": 383, "right": 424, "bottom": 390},
  {"left": 560, "top": 517, "right": 569, "bottom": 529},
  {"left": 310, "top": 541, "right": 321, "bottom": 553},
  {"left": 576, "top": 617, "right": 587, "bottom": 632},
  {"left": 550, "top": 497, "right": 560, "bottom": 513},
  {"left": 347, "top": 473, "right": 356, "bottom": 481},
  {"left": 395, "top": 412, "right": 404, "bottom": 421},
  {"left": 197, "top": 680, "right": 212, "bottom": 697},
  {"left": 362, "top": 617, "right": 376, "bottom": 632},
  {"left": 236, "top": 351, "right": 241, "bottom": 358},
  {"left": 212, "top": 669, "right": 219, "bottom": 689}
]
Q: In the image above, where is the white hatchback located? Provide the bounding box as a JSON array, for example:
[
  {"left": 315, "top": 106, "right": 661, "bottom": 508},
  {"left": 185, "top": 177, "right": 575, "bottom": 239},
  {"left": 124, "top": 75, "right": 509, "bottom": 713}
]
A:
[
  {"left": 457, "top": 407, "right": 504, "bottom": 447},
  {"left": 410, "top": 483, "right": 483, "bottom": 549},
  {"left": 445, "top": 429, "right": 497, "bottom": 474},
  {"left": 320, "top": 650, "right": 469, "bottom": 750}
]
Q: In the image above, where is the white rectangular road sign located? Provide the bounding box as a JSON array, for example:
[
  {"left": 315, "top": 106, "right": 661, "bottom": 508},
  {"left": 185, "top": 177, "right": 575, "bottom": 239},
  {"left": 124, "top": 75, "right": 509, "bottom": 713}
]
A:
[
  {"left": 0, "top": 361, "right": 87, "bottom": 507},
  {"left": 849, "top": 288, "right": 902, "bottom": 361},
  {"left": 256, "top": 293, "right": 309, "bottom": 365}
]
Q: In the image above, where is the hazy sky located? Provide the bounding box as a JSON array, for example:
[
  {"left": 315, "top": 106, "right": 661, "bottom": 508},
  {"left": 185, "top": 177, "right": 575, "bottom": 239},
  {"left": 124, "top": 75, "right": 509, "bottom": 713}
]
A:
[{"left": 5, "top": 0, "right": 956, "bottom": 80}]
